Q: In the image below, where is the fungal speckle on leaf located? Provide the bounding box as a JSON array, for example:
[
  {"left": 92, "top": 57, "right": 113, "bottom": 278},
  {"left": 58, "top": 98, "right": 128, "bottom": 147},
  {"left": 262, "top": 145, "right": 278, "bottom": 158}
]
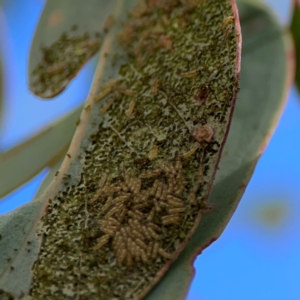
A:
[{"left": 30, "top": 0, "right": 239, "bottom": 299}]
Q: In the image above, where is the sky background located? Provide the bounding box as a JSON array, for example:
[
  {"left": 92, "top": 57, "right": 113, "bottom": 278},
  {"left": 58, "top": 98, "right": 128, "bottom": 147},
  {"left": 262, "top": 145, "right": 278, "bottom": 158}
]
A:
[{"left": 0, "top": 0, "right": 299, "bottom": 299}]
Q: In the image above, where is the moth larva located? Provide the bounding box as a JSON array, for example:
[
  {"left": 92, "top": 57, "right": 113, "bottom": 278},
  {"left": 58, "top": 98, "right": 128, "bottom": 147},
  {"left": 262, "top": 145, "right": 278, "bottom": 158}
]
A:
[
  {"left": 141, "top": 226, "right": 152, "bottom": 241},
  {"left": 175, "top": 159, "right": 182, "bottom": 172},
  {"left": 153, "top": 199, "right": 161, "bottom": 212},
  {"left": 152, "top": 78, "right": 159, "bottom": 95},
  {"left": 121, "top": 88, "right": 136, "bottom": 96},
  {"left": 155, "top": 182, "right": 163, "bottom": 199},
  {"left": 131, "top": 229, "right": 146, "bottom": 242},
  {"left": 147, "top": 227, "right": 161, "bottom": 240},
  {"left": 152, "top": 242, "right": 160, "bottom": 258},
  {"left": 135, "top": 238, "right": 148, "bottom": 251},
  {"left": 140, "top": 248, "right": 148, "bottom": 263},
  {"left": 140, "top": 169, "right": 161, "bottom": 178},
  {"left": 162, "top": 214, "right": 181, "bottom": 225},
  {"left": 100, "top": 197, "right": 114, "bottom": 213},
  {"left": 96, "top": 89, "right": 113, "bottom": 103},
  {"left": 182, "top": 143, "right": 200, "bottom": 159},
  {"left": 147, "top": 222, "right": 161, "bottom": 233},
  {"left": 116, "top": 248, "right": 127, "bottom": 265},
  {"left": 103, "top": 14, "right": 115, "bottom": 33},
  {"left": 179, "top": 69, "right": 199, "bottom": 78},
  {"left": 99, "top": 225, "right": 116, "bottom": 236},
  {"left": 167, "top": 195, "right": 184, "bottom": 207},
  {"left": 147, "top": 242, "right": 153, "bottom": 257},
  {"left": 222, "top": 16, "right": 234, "bottom": 28},
  {"left": 127, "top": 210, "right": 143, "bottom": 220},
  {"left": 117, "top": 207, "right": 127, "bottom": 223},
  {"left": 47, "top": 64, "right": 64, "bottom": 74},
  {"left": 100, "top": 80, "right": 119, "bottom": 91},
  {"left": 126, "top": 252, "right": 133, "bottom": 267},
  {"left": 167, "top": 207, "right": 186, "bottom": 214},
  {"left": 146, "top": 208, "right": 155, "bottom": 222},
  {"left": 148, "top": 144, "right": 158, "bottom": 161},
  {"left": 158, "top": 248, "right": 174, "bottom": 259},
  {"left": 132, "top": 202, "right": 149, "bottom": 210},
  {"left": 105, "top": 205, "right": 122, "bottom": 219},
  {"left": 133, "top": 178, "right": 141, "bottom": 194},
  {"left": 126, "top": 100, "right": 136, "bottom": 119},
  {"left": 150, "top": 180, "right": 159, "bottom": 196},
  {"left": 93, "top": 235, "right": 110, "bottom": 251}
]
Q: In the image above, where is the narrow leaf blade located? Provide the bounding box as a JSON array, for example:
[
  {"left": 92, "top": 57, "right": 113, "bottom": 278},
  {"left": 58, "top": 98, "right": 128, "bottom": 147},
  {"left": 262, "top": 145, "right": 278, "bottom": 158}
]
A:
[
  {"left": 0, "top": 158, "right": 64, "bottom": 297},
  {"left": 0, "top": 106, "right": 81, "bottom": 199}
]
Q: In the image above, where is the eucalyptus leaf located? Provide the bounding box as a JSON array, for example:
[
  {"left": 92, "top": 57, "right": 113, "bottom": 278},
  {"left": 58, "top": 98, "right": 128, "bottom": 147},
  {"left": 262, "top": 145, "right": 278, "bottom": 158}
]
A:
[
  {"left": 28, "top": 0, "right": 118, "bottom": 99},
  {"left": 28, "top": 1, "right": 240, "bottom": 299},
  {"left": 0, "top": 106, "right": 81, "bottom": 199},
  {"left": 1, "top": 0, "right": 240, "bottom": 299},
  {"left": 0, "top": 158, "right": 64, "bottom": 298},
  {"left": 145, "top": 1, "right": 294, "bottom": 299},
  {"left": 291, "top": 0, "right": 300, "bottom": 93}
]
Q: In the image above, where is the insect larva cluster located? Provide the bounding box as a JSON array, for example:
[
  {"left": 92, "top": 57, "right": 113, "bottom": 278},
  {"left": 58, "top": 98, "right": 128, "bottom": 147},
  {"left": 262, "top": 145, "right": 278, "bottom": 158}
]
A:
[
  {"left": 91, "top": 159, "right": 195, "bottom": 265},
  {"left": 113, "top": 221, "right": 169, "bottom": 265}
]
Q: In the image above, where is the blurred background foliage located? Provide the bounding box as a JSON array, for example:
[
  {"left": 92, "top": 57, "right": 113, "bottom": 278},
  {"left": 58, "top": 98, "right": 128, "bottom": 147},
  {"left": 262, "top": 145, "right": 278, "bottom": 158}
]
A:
[{"left": 0, "top": 0, "right": 299, "bottom": 299}]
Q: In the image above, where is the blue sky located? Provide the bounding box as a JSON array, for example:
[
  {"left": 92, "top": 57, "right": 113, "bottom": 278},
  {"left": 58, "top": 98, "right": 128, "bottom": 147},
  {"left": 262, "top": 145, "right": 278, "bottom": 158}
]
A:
[{"left": 0, "top": 1, "right": 299, "bottom": 299}]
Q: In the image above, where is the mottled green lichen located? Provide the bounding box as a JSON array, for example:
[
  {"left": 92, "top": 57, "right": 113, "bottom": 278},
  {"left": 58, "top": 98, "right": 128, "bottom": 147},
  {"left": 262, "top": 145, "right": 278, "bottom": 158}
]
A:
[
  {"left": 30, "top": 28, "right": 101, "bottom": 98},
  {"left": 30, "top": 0, "right": 238, "bottom": 299}
]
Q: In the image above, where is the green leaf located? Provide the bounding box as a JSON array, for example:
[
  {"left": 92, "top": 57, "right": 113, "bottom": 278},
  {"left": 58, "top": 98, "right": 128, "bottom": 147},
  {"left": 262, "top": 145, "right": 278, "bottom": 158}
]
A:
[
  {"left": 0, "top": 158, "right": 64, "bottom": 297},
  {"left": 0, "top": 200, "right": 44, "bottom": 297},
  {"left": 144, "top": 1, "right": 294, "bottom": 299},
  {"left": 1, "top": 1, "right": 240, "bottom": 298},
  {"left": 291, "top": 0, "right": 300, "bottom": 92},
  {"left": 28, "top": 0, "right": 118, "bottom": 99},
  {"left": 0, "top": 106, "right": 81, "bottom": 199},
  {"left": 27, "top": 1, "right": 240, "bottom": 299}
]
